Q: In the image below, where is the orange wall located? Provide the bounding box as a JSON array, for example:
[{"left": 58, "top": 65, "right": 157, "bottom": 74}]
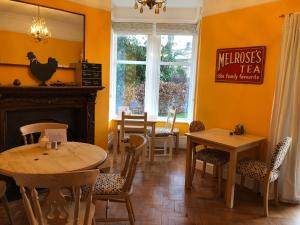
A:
[
  {"left": 0, "top": 0, "right": 111, "bottom": 148},
  {"left": 195, "top": 0, "right": 300, "bottom": 158}
]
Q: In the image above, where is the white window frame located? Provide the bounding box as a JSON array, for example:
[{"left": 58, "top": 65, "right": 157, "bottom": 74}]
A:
[{"left": 109, "top": 30, "right": 198, "bottom": 123}]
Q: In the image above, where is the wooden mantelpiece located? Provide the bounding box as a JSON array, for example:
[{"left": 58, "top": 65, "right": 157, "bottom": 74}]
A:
[{"left": 0, "top": 86, "right": 105, "bottom": 151}]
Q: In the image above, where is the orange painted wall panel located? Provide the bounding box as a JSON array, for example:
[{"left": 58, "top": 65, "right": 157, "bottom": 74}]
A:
[
  {"left": 195, "top": 1, "right": 300, "bottom": 158},
  {"left": 0, "top": 0, "right": 111, "bottom": 148}
]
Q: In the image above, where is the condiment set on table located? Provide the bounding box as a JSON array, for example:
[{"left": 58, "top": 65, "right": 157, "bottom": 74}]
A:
[{"left": 38, "top": 128, "right": 67, "bottom": 149}]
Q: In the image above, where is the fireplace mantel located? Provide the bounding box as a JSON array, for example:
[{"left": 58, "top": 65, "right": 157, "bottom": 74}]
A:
[{"left": 0, "top": 86, "right": 104, "bottom": 151}]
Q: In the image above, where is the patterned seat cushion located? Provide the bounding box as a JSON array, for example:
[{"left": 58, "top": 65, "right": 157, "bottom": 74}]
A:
[
  {"left": 147, "top": 127, "right": 179, "bottom": 137},
  {"left": 82, "top": 174, "right": 125, "bottom": 198},
  {"left": 237, "top": 158, "right": 279, "bottom": 182},
  {"left": 195, "top": 149, "right": 229, "bottom": 165}
]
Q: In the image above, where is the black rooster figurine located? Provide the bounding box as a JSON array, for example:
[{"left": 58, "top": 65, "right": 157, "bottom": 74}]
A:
[{"left": 27, "top": 52, "right": 58, "bottom": 86}]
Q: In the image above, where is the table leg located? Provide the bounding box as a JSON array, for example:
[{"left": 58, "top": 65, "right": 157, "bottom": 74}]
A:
[
  {"left": 150, "top": 123, "right": 155, "bottom": 163},
  {"left": 185, "top": 136, "right": 192, "bottom": 189},
  {"left": 226, "top": 151, "right": 237, "bottom": 208},
  {"left": 113, "top": 121, "right": 118, "bottom": 164}
]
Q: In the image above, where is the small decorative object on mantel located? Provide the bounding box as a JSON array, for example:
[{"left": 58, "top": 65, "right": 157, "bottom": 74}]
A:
[
  {"left": 27, "top": 52, "right": 58, "bottom": 86},
  {"left": 76, "top": 61, "right": 102, "bottom": 87},
  {"left": 230, "top": 124, "right": 245, "bottom": 135},
  {"left": 215, "top": 46, "right": 266, "bottom": 84},
  {"left": 13, "top": 79, "right": 21, "bottom": 86}
]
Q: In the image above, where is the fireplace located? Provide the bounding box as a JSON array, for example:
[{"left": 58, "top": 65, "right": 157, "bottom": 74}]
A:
[
  {"left": 0, "top": 86, "right": 104, "bottom": 199},
  {"left": 0, "top": 86, "right": 104, "bottom": 151}
]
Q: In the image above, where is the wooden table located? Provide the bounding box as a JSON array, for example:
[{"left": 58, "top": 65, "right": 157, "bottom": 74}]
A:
[
  {"left": 185, "top": 128, "right": 266, "bottom": 208},
  {"left": 0, "top": 142, "right": 107, "bottom": 176},
  {"left": 112, "top": 118, "right": 157, "bottom": 163}
]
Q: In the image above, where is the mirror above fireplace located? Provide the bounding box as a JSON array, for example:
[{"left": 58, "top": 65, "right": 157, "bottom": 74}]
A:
[{"left": 0, "top": 0, "right": 85, "bottom": 68}]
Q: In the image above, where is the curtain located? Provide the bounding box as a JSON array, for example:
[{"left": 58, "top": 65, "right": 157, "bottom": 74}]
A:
[
  {"left": 112, "top": 22, "right": 153, "bottom": 34},
  {"left": 268, "top": 13, "right": 300, "bottom": 203}
]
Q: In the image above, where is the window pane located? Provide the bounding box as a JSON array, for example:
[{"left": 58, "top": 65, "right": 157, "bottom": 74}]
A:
[
  {"left": 159, "top": 65, "right": 190, "bottom": 119},
  {"left": 116, "top": 64, "right": 146, "bottom": 115},
  {"left": 161, "top": 35, "right": 193, "bottom": 62},
  {"left": 117, "top": 35, "right": 148, "bottom": 61}
]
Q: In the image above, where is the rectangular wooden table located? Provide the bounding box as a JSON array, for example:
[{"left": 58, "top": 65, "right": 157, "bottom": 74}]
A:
[{"left": 185, "top": 128, "right": 266, "bottom": 208}]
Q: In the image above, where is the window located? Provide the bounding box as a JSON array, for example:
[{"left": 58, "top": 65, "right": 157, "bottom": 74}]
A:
[
  {"left": 110, "top": 24, "right": 198, "bottom": 122},
  {"left": 114, "top": 35, "right": 147, "bottom": 115}
]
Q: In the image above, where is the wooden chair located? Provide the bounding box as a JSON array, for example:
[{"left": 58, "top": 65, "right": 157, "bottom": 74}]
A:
[
  {"left": 12, "top": 170, "right": 99, "bottom": 225},
  {"left": 237, "top": 137, "right": 292, "bottom": 216},
  {"left": 148, "top": 108, "right": 177, "bottom": 160},
  {"left": 189, "top": 121, "right": 229, "bottom": 197},
  {"left": 0, "top": 181, "right": 14, "bottom": 225},
  {"left": 20, "top": 122, "right": 68, "bottom": 144},
  {"left": 119, "top": 112, "right": 148, "bottom": 171},
  {"left": 82, "top": 135, "right": 147, "bottom": 225}
]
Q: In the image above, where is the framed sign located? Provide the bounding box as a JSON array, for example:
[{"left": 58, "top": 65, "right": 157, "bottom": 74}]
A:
[{"left": 215, "top": 46, "right": 266, "bottom": 84}]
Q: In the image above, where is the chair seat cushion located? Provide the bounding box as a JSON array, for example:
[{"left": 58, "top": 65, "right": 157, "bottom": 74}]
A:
[
  {"left": 237, "top": 158, "right": 279, "bottom": 182},
  {"left": 195, "top": 149, "right": 229, "bottom": 165},
  {"left": 147, "top": 127, "right": 179, "bottom": 137},
  {"left": 82, "top": 174, "right": 125, "bottom": 198}
]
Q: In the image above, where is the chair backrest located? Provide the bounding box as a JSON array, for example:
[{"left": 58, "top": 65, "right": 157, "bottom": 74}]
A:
[
  {"left": 13, "top": 170, "right": 99, "bottom": 225},
  {"left": 20, "top": 122, "right": 68, "bottom": 145},
  {"left": 269, "top": 137, "right": 292, "bottom": 171},
  {"left": 121, "top": 135, "right": 147, "bottom": 192},
  {"left": 189, "top": 121, "right": 205, "bottom": 132},
  {"left": 120, "top": 112, "right": 147, "bottom": 141},
  {"left": 164, "top": 108, "right": 177, "bottom": 134}
]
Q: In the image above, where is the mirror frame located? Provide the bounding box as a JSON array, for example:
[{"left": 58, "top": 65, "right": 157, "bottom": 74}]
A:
[{"left": 1, "top": 0, "right": 86, "bottom": 68}]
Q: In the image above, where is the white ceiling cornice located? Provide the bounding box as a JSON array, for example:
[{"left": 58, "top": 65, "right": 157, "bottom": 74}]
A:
[
  {"left": 203, "top": 0, "right": 279, "bottom": 16},
  {"left": 66, "top": 0, "right": 111, "bottom": 11}
]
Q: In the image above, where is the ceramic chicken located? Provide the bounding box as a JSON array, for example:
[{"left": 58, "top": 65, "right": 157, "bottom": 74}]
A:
[{"left": 27, "top": 52, "right": 58, "bottom": 86}]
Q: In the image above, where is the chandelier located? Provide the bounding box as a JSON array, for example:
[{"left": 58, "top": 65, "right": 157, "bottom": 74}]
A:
[
  {"left": 134, "top": 0, "right": 167, "bottom": 14},
  {"left": 29, "top": 6, "right": 51, "bottom": 42}
]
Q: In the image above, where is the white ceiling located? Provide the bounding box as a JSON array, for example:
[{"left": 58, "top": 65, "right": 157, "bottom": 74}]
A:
[{"left": 112, "top": 0, "right": 202, "bottom": 9}]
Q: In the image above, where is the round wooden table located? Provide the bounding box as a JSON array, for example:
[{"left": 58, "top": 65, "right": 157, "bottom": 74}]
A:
[{"left": 0, "top": 142, "right": 107, "bottom": 176}]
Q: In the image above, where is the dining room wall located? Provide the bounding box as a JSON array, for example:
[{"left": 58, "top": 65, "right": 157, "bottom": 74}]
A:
[
  {"left": 0, "top": 0, "right": 111, "bottom": 148},
  {"left": 195, "top": 0, "right": 300, "bottom": 159}
]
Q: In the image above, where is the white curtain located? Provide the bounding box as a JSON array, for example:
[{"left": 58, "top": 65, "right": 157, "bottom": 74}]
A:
[{"left": 268, "top": 13, "right": 300, "bottom": 203}]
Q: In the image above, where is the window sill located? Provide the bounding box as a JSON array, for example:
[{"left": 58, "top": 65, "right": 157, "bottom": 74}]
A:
[{"left": 109, "top": 115, "right": 190, "bottom": 124}]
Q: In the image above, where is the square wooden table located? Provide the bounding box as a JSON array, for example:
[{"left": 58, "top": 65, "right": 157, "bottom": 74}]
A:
[{"left": 185, "top": 128, "right": 266, "bottom": 208}]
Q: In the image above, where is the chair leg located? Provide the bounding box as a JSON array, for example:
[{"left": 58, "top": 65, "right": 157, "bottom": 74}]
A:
[
  {"left": 125, "top": 197, "right": 135, "bottom": 225},
  {"left": 274, "top": 179, "right": 279, "bottom": 206},
  {"left": 128, "top": 197, "right": 136, "bottom": 221},
  {"left": 241, "top": 176, "right": 245, "bottom": 187},
  {"left": 263, "top": 180, "right": 270, "bottom": 217},
  {"left": 202, "top": 161, "right": 207, "bottom": 178},
  {"left": 92, "top": 216, "right": 96, "bottom": 225},
  {"left": 168, "top": 136, "right": 173, "bottom": 160},
  {"left": 141, "top": 144, "right": 146, "bottom": 172},
  {"left": 217, "top": 165, "right": 223, "bottom": 198},
  {"left": 191, "top": 149, "right": 197, "bottom": 183},
  {"left": 1, "top": 196, "right": 14, "bottom": 225},
  {"left": 105, "top": 200, "right": 109, "bottom": 219}
]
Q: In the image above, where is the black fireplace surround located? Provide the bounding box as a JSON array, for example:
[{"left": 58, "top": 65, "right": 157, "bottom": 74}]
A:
[
  {"left": 0, "top": 86, "right": 104, "bottom": 152},
  {"left": 0, "top": 86, "right": 104, "bottom": 200}
]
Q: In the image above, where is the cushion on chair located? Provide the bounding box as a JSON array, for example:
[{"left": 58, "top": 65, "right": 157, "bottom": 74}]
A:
[
  {"left": 82, "top": 174, "right": 125, "bottom": 198},
  {"left": 195, "top": 149, "right": 229, "bottom": 165},
  {"left": 237, "top": 158, "right": 279, "bottom": 182},
  {"left": 147, "top": 127, "right": 179, "bottom": 137}
]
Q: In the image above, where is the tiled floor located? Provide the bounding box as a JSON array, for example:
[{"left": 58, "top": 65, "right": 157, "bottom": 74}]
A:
[{"left": 1, "top": 151, "right": 300, "bottom": 225}]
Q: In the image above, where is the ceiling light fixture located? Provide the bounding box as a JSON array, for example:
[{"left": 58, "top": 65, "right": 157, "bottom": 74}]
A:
[
  {"left": 29, "top": 6, "right": 51, "bottom": 42},
  {"left": 134, "top": 0, "right": 167, "bottom": 14}
]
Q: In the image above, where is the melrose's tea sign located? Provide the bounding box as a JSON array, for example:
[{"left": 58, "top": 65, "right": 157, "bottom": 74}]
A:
[{"left": 215, "top": 46, "right": 266, "bottom": 84}]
